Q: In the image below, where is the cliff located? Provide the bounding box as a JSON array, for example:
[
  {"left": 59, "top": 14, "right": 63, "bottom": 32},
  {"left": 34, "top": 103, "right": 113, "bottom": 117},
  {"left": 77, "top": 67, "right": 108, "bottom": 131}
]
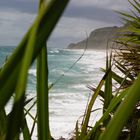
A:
[{"left": 67, "top": 26, "right": 122, "bottom": 50}]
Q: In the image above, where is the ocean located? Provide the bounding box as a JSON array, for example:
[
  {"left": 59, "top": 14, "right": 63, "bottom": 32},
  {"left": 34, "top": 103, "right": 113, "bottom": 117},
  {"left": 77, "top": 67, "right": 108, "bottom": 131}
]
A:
[{"left": 0, "top": 46, "right": 106, "bottom": 139}]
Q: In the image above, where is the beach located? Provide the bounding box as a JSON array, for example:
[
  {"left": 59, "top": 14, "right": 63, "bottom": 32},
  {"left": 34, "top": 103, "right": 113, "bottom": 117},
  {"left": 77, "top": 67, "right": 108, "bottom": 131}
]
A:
[{"left": 0, "top": 47, "right": 105, "bottom": 139}]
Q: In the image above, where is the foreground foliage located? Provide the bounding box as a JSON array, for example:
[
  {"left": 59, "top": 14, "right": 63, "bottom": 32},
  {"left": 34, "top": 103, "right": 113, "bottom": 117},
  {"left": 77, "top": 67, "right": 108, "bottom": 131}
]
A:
[
  {"left": 0, "top": 0, "right": 69, "bottom": 140},
  {"left": 0, "top": 0, "right": 140, "bottom": 140},
  {"left": 75, "top": 0, "right": 140, "bottom": 140}
]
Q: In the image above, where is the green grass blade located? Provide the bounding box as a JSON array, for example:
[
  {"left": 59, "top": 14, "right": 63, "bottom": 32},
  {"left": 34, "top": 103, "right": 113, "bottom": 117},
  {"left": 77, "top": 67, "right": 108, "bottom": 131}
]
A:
[
  {"left": 0, "top": 109, "right": 7, "bottom": 140},
  {"left": 0, "top": 0, "right": 69, "bottom": 111},
  {"left": 114, "top": 60, "right": 135, "bottom": 81},
  {"left": 101, "top": 68, "right": 132, "bottom": 88},
  {"left": 104, "top": 52, "right": 112, "bottom": 112},
  {"left": 37, "top": 46, "right": 50, "bottom": 140},
  {"left": 128, "top": 0, "right": 140, "bottom": 14},
  {"left": 112, "top": 70, "right": 131, "bottom": 86},
  {"left": 36, "top": 0, "right": 50, "bottom": 139},
  {"left": 6, "top": 95, "right": 25, "bottom": 140},
  {"left": 76, "top": 121, "right": 80, "bottom": 140},
  {"left": 0, "top": 43, "right": 27, "bottom": 110},
  {"left": 84, "top": 88, "right": 128, "bottom": 140},
  {"left": 103, "top": 52, "right": 112, "bottom": 126},
  {"left": 99, "top": 74, "right": 140, "bottom": 140},
  {"left": 134, "top": 119, "right": 140, "bottom": 140},
  {"left": 87, "top": 85, "right": 105, "bottom": 99},
  {"left": 80, "top": 69, "right": 111, "bottom": 139},
  {"left": 22, "top": 117, "right": 31, "bottom": 140},
  {"left": 6, "top": 13, "right": 38, "bottom": 139},
  {"left": 30, "top": 114, "right": 37, "bottom": 137},
  {"left": 133, "top": 0, "right": 140, "bottom": 9},
  {"left": 117, "top": 11, "right": 137, "bottom": 20}
]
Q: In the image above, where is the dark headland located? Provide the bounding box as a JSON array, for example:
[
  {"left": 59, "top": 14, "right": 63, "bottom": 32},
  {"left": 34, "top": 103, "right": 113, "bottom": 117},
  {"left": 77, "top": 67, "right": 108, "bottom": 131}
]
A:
[{"left": 67, "top": 26, "right": 123, "bottom": 50}]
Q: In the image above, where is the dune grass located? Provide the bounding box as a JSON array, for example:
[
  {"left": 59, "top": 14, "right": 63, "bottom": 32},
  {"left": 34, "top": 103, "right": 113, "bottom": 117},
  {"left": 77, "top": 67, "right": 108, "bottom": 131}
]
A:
[
  {"left": 0, "top": 0, "right": 69, "bottom": 140},
  {"left": 76, "top": 0, "right": 140, "bottom": 140},
  {"left": 1, "top": 0, "right": 140, "bottom": 140}
]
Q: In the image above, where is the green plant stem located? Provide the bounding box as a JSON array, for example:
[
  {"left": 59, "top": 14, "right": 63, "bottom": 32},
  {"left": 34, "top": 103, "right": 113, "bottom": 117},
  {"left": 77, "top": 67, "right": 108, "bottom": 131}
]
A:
[
  {"left": 99, "top": 74, "right": 140, "bottom": 140},
  {"left": 36, "top": 0, "right": 50, "bottom": 139},
  {"left": 80, "top": 69, "right": 111, "bottom": 139},
  {"left": 37, "top": 46, "right": 50, "bottom": 140},
  {"left": 0, "top": 0, "right": 69, "bottom": 111}
]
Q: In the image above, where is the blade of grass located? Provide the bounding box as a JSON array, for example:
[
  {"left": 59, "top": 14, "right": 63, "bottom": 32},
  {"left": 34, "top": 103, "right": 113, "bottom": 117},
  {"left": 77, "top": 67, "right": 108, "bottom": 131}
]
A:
[
  {"left": 103, "top": 51, "right": 112, "bottom": 126},
  {"left": 30, "top": 114, "right": 37, "bottom": 137},
  {"left": 128, "top": 0, "right": 140, "bottom": 14},
  {"left": 134, "top": 119, "right": 140, "bottom": 140},
  {"left": 117, "top": 11, "right": 137, "bottom": 20},
  {"left": 24, "top": 108, "right": 37, "bottom": 122},
  {"left": 37, "top": 46, "right": 50, "bottom": 140},
  {"left": 76, "top": 121, "right": 80, "bottom": 140},
  {"left": 0, "top": 109, "right": 7, "bottom": 140},
  {"left": 80, "top": 68, "right": 111, "bottom": 139},
  {"left": 87, "top": 85, "right": 105, "bottom": 99},
  {"left": 99, "top": 74, "right": 140, "bottom": 140},
  {"left": 104, "top": 51, "right": 112, "bottom": 112},
  {"left": 36, "top": 0, "right": 50, "bottom": 139},
  {"left": 22, "top": 117, "right": 31, "bottom": 140},
  {"left": 6, "top": 11, "right": 39, "bottom": 139},
  {"left": 84, "top": 88, "right": 128, "bottom": 140},
  {"left": 6, "top": 95, "right": 25, "bottom": 140},
  {"left": 0, "top": 0, "right": 69, "bottom": 111}
]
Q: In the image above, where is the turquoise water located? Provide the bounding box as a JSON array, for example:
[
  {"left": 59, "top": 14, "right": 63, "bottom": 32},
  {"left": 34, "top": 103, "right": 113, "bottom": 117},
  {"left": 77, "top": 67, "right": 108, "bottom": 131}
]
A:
[{"left": 0, "top": 46, "right": 106, "bottom": 139}]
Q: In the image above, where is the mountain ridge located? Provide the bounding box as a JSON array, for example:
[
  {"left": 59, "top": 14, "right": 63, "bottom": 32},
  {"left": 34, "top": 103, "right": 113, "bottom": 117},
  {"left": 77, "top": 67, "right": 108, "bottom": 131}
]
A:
[{"left": 67, "top": 26, "right": 122, "bottom": 50}]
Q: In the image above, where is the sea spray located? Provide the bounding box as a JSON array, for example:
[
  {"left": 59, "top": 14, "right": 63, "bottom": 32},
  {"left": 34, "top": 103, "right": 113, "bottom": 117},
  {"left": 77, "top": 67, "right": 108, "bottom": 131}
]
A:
[{"left": 0, "top": 47, "right": 105, "bottom": 139}]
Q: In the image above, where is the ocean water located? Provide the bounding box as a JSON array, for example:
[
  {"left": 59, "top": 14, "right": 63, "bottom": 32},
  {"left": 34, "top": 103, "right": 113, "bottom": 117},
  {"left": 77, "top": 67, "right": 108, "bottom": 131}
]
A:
[{"left": 0, "top": 46, "right": 106, "bottom": 139}]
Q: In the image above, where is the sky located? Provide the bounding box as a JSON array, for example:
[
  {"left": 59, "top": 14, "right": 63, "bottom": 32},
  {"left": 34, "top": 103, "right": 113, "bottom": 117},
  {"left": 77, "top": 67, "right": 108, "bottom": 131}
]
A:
[{"left": 0, "top": 0, "right": 130, "bottom": 48}]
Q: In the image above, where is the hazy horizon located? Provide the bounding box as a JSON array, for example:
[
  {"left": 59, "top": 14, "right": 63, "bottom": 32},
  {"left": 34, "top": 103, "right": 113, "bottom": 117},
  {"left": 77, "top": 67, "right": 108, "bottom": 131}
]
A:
[{"left": 0, "top": 0, "right": 129, "bottom": 48}]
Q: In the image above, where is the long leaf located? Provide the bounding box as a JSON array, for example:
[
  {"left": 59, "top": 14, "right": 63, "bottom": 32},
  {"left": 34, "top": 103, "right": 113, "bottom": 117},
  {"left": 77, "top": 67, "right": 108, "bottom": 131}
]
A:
[
  {"left": 104, "top": 51, "right": 112, "bottom": 112},
  {"left": 134, "top": 119, "right": 140, "bottom": 140},
  {"left": 99, "top": 74, "right": 140, "bottom": 140},
  {"left": 22, "top": 117, "right": 31, "bottom": 140},
  {"left": 80, "top": 69, "right": 111, "bottom": 139},
  {"left": 0, "top": 109, "right": 7, "bottom": 140},
  {"left": 0, "top": 0, "right": 69, "bottom": 111},
  {"left": 84, "top": 88, "right": 128, "bottom": 140},
  {"left": 6, "top": 12, "right": 38, "bottom": 139},
  {"left": 37, "top": 45, "right": 50, "bottom": 140},
  {"left": 6, "top": 0, "right": 69, "bottom": 138},
  {"left": 128, "top": 0, "right": 140, "bottom": 14}
]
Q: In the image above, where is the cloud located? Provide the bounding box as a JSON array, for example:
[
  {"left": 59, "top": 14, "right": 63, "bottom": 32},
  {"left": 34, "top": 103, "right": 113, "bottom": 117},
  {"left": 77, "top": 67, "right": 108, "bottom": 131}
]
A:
[
  {"left": 0, "top": 0, "right": 130, "bottom": 47},
  {"left": 69, "top": 0, "right": 129, "bottom": 10},
  {"left": 52, "top": 16, "right": 119, "bottom": 38},
  {"left": 64, "top": 5, "right": 120, "bottom": 24},
  {"left": 48, "top": 16, "right": 120, "bottom": 48},
  {"left": 0, "top": 0, "right": 38, "bottom": 14},
  {"left": 0, "top": 9, "right": 36, "bottom": 46}
]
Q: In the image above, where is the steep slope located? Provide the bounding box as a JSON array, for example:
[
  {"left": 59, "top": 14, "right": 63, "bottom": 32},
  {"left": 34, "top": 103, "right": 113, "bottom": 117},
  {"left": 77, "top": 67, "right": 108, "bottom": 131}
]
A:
[{"left": 67, "top": 26, "right": 121, "bottom": 50}]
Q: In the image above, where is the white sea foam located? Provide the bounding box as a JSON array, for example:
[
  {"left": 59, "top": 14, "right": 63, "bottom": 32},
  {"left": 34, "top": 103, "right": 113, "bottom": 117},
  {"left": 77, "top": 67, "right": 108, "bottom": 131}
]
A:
[
  {"left": 1, "top": 47, "right": 106, "bottom": 139},
  {"left": 28, "top": 69, "right": 36, "bottom": 77},
  {"left": 24, "top": 90, "right": 103, "bottom": 139}
]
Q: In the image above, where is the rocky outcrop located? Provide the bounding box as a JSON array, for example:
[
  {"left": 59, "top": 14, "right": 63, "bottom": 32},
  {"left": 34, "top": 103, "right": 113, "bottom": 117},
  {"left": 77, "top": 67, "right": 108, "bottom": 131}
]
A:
[{"left": 67, "top": 26, "right": 122, "bottom": 50}]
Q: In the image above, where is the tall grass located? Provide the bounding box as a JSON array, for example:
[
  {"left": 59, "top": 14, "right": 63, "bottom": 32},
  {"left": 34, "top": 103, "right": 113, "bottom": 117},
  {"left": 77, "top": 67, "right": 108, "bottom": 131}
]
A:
[
  {"left": 0, "top": 0, "right": 69, "bottom": 140},
  {"left": 1, "top": 0, "right": 140, "bottom": 140},
  {"left": 36, "top": 0, "right": 50, "bottom": 139},
  {"left": 76, "top": 0, "right": 140, "bottom": 140}
]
